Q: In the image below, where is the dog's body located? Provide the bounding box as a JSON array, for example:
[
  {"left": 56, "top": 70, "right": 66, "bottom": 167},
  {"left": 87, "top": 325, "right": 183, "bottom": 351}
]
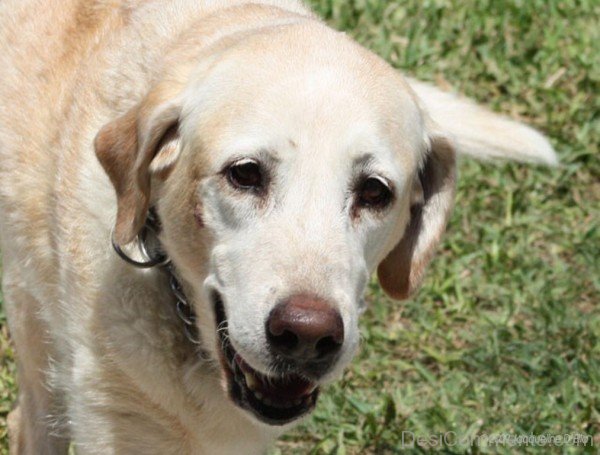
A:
[{"left": 0, "top": 1, "right": 556, "bottom": 454}]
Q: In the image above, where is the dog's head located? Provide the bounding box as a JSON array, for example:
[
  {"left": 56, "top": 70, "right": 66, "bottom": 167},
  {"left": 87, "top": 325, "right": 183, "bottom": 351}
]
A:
[{"left": 95, "top": 24, "right": 455, "bottom": 426}]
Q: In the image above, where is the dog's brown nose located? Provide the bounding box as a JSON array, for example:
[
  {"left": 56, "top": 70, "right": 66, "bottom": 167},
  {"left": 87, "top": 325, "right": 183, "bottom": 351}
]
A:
[{"left": 267, "top": 295, "right": 344, "bottom": 363}]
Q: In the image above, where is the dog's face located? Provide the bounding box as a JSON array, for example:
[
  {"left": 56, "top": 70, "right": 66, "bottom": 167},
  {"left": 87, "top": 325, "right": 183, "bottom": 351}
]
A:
[{"left": 96, "top": 26, "right": 455, "bottom": 426}]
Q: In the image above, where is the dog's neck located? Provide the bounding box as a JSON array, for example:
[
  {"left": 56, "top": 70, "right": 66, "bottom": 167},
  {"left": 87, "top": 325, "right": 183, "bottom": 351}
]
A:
[{"left": 112, "top": 208, "right": 208, "bottom": 357}]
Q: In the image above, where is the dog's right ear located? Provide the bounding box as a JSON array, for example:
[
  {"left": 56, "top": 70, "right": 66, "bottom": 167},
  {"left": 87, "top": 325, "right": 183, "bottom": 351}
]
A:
[{"left": 94, "top": 87, "right": 183, "bottom": 245}]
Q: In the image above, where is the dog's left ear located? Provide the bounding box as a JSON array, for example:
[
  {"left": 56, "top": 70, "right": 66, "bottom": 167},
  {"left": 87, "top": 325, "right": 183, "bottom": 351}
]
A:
[
  {"left": 377, "top": 129, "right": 457, "bottom": 300},
  {"left": 94, "top": 86, "right": 183, "bottom": 245}
]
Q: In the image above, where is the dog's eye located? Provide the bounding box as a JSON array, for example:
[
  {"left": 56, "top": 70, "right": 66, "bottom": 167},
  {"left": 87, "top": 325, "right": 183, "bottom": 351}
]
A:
[
  {"left": 227, "top": 160, "right": 263, "bottom": 190},
  {"left": 356, "top": 177, "right": 393, "bottom": 209}
]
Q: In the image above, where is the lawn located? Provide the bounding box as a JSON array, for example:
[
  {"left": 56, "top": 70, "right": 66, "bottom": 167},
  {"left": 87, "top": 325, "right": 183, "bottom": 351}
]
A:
[{"left": 1, "top": 0, "right": 599, "bottom": 453}]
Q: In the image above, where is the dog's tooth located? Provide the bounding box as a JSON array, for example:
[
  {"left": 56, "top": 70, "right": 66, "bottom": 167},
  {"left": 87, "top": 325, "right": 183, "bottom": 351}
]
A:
[
  {"left": 244, "top": 371, "right": 258, "bottom": 390},
  {"left": 254, "top": 391, "right": 263, "bottom": 400}
]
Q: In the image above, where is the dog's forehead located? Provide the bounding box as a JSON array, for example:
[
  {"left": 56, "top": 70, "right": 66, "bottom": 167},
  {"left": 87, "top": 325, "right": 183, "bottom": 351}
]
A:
[{"left": 181, "top": 31, "right": 425, "bottom": 173}]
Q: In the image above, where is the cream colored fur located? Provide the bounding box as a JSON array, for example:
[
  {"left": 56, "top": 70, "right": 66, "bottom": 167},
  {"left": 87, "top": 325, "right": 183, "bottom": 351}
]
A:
[{"left": 0, "top": 1, "right": 555, "bottom": 454}]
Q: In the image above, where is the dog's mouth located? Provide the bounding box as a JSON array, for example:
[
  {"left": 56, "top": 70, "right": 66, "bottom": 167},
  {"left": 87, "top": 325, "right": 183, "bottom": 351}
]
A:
[{"left": 213, "top": 295, "right": 319, "bottom": 425}]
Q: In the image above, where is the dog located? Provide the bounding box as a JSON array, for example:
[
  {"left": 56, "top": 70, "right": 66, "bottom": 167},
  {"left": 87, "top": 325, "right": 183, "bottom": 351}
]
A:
[{"left": 0, "top": 0, "right": 556, "bottom": 453}]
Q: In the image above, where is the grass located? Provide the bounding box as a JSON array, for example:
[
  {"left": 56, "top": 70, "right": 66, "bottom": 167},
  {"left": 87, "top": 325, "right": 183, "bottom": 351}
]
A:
[
  {"left": 1, "top": 0, "right": 598, "bottom": 453},
  {"left": 0, "top": 297, "right": 16, "bottom": 453}
]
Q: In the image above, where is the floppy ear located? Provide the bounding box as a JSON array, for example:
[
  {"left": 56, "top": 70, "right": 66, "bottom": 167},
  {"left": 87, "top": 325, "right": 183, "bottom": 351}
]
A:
[
  {"left": 94, "top": 90, "right": 182, "bottom": 245},
  {"left": 377, "top": 132, "right": 457, "bottom": 300}
]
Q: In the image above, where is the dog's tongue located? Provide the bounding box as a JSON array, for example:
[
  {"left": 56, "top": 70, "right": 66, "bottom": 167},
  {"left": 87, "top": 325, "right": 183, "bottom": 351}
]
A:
[{"left": 234, "top": 354, "right": 316, "bottom": 400}]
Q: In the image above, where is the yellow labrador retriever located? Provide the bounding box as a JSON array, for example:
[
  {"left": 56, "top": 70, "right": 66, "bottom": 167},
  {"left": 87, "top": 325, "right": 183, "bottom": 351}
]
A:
[{"left": 0, "top": 0, "right": 556, "bottom": 453}]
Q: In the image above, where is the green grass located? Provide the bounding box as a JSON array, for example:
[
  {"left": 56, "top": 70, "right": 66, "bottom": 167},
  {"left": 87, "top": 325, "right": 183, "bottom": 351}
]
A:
[
  {"left": 1, "top": 0, "right": 599, "bottom": 453},
  {"left": 0, "top": 271, "right": 17, "bottom": 452}
]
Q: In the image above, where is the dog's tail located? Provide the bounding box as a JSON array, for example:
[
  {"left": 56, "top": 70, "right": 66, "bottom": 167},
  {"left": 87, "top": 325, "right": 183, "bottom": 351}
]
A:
[{"left": 408, "top": 78, "right": 557, "bottom": 165}]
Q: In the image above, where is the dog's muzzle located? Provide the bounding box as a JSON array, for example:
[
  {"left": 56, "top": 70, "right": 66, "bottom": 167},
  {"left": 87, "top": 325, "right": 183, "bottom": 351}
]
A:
[{"left": 213, "top": 294, "right": 322, "bottom": 425}]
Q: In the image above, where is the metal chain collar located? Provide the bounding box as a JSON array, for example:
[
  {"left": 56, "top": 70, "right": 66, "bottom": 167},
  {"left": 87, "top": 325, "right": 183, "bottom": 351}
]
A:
[{"left": 111, "top": 209, "right": 203, "bottom": 349}]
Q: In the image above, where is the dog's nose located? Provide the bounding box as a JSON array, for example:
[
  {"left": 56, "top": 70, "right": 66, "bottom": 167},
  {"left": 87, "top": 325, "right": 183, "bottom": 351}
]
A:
[{"left": 267, "top": 295, "right": 344, "bottom": 363}]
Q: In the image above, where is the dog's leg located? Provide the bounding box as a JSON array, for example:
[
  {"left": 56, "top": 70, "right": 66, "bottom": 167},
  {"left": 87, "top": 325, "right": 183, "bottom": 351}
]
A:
[{"left": 3, "top": 283, "right": 69, "bottom": 455}]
